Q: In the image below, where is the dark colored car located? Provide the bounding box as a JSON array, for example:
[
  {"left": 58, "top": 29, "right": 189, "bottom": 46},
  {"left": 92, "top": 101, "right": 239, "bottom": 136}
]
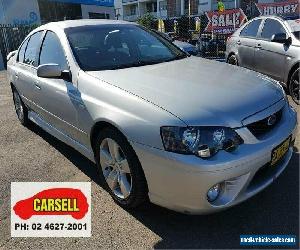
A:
[{"left": 197, "top": 35, "right": 226, "bottom": 58}]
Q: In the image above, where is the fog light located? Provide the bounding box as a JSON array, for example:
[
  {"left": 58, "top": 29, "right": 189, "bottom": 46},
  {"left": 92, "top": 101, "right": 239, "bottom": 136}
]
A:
[{"left": 207, "top": 183, "right": 221, "bottom": 202}]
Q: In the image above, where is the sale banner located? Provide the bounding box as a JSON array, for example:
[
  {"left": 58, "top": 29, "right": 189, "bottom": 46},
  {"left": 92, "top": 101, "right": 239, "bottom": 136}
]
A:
[
  {"left": 255, "top": 0, "right": 299, "bottom": 16},
  {"left": 205, "top": 8, "right": 247, "bottom": 34}
]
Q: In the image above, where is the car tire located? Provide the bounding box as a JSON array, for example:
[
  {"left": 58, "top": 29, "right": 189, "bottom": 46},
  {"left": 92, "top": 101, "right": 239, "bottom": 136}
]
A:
[
  {"left": 228, "top": 54, "right": 238, "bottom": 66},
  {"left": 12, "top": 87, "right": 29, "bottom": 126},
  {"left": 288, "top": 67, "right": 299, "bottom": 105},
  {"left": 95, "top": 127, "right": 148, "bottom": 208}
]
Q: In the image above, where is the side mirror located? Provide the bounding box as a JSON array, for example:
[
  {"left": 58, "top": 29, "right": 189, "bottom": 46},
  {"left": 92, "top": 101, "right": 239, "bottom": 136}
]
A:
[
  {"left": 37, "top": 64, "right": 62, "bottom": 78},
  {"left": 37, "top": 64, "right": 72, "bottom": 81},
  {"left": 271, "top": 33, "right": 291, "bottom": 45}
]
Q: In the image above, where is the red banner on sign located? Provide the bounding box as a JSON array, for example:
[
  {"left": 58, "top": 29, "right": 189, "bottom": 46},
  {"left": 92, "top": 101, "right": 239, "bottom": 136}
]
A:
[
  {"left": 205, "top": 8, "right": 247, "bottom": 34},
  {"left": 255, "top": 0, "right": 299, "bottom": 16},
  {"left": 13, "top": 188, "right": 89, "bottom": 220}
]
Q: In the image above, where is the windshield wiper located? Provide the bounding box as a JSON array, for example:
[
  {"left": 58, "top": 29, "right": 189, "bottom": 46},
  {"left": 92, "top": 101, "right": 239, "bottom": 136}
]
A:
[
  {"left": 167, "top": 54, "right": 188, "bottom": 61},
  {"left": 105, "top": 54, "right": 188, "bottom": 70},
  {"left": 108, "top": 62, "right": 142, "bottom": 70},
  {"left": 138, "top": 54, "right": 187, "bottom": 66}
]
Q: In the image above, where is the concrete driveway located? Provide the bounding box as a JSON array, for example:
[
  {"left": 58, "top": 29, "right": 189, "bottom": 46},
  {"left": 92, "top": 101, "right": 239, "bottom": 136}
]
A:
[{"left": 0, "top": 70, "right": 299, "bottom": 249}]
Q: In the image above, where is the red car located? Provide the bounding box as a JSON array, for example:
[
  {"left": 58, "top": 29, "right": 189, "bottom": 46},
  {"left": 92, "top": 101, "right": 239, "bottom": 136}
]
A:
[{"left": 13, "top": 188, "right": 89, "bottom": 220}]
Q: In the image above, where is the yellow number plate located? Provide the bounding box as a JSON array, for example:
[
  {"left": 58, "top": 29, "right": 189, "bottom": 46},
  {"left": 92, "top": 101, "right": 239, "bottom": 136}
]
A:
[{"left": 271, "top": 136, "right": 291, "bottom": 166}]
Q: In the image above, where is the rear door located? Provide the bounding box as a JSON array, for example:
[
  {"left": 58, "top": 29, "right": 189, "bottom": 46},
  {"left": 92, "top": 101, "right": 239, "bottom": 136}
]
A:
[
  {"left": 14, "top": 32, "right": 43, "bottom": 109},
  {"left": 237, "top": 19, "right": 263, "bottom": 69},
  {"left": 13, "top": 37, "right": 29, "bottom": 100},
  {"left": 254, "top": 18, "right": 289, "bottom": 82},
  {"left": 35, "top": 30, "right": 82, "bottom": 141}
]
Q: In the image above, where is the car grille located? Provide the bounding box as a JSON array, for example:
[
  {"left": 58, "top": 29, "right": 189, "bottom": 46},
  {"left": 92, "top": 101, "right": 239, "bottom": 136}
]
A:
[{"left": 247, "top": 109, "right": 283, "bottom": 138}]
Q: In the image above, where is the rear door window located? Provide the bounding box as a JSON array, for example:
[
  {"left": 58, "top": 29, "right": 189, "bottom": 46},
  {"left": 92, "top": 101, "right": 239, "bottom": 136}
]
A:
[
  {"left": 24, "top": 31, "right": 43, "bottom": 66},
  {"left": 17, "top": 38, "right": 29, "bottom": 63},
  {"left": 240, "top": 19, "right": 262, "bottom": 38}
]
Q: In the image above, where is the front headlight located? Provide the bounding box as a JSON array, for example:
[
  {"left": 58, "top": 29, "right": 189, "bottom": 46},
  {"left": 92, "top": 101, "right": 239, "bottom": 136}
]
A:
[{"left": 160, "top": 126, "right": 243, "bottom": 158}]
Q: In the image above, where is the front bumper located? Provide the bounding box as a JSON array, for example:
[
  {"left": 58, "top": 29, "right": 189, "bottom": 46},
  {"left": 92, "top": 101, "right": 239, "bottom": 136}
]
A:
[{"left": 131, "top": 103, "right": 297, "bottom": 214}]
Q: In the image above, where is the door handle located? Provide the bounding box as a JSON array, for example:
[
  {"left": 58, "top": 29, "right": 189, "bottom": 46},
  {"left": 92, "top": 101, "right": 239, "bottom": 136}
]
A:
[
  {"left": 34, "top": 83, "right": 41, "bottom": 90},
  {"left": 237, "top": 40, "right": 241, "bottom": 45},
  {"left": 255, "top": 44, "right": 262, "bottom": 49}
]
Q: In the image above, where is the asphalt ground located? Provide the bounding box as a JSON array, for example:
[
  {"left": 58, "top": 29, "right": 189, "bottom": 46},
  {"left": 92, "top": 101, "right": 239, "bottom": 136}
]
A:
[{"left": 0, "top": 70, "right": 299, "bottom": 249}]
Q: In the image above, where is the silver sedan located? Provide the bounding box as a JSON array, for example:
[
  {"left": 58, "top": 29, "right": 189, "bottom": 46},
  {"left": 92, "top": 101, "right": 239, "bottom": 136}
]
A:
[
  {"left": 226, "top": 15, "right": 300, "bottom": 104},
  {"left": 7, "top": 20, "right": 297, "bottom": 214}
]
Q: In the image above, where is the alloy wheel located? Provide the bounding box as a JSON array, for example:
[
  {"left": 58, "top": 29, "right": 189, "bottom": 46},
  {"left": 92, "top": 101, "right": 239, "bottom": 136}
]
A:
[
  {"left": 13, "top": 91, "right": 24, "bottom": 120},
  {"left": 228, "top": 55, "right": 238, "bottom": 65},
  {"left": 290, "top": 68, "right": 299, "bottom": 104},
  {"left": 99, "top": 138, "right": 132, "bottom": 199}
]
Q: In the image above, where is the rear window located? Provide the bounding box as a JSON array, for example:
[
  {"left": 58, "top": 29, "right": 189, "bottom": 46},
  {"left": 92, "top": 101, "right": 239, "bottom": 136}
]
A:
[{"left": 240, "top": 19, "right": 262, "bottom": 38}]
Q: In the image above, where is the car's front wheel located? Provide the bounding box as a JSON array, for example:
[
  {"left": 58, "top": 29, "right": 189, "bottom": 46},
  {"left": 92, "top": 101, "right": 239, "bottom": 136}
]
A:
[
  {"left": 12, "top": 87, "right": 29, "bottom": 126},
  {"left": 289, "top": 68, "right": 299, "bottom": 105},
  {"left": 95, "top": 128, "right": 148, "bottom": 208},
  {"left": 227, "top": 54, "right": 238, "bottom": 66}
]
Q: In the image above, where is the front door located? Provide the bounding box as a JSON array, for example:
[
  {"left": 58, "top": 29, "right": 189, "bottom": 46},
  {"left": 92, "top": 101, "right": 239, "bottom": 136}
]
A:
[
  {"left": 35, "top": 30, "right": 81, "bottom": 142},
  {"left": 254, "top": 18, "right": 289, "bottom": 82}
]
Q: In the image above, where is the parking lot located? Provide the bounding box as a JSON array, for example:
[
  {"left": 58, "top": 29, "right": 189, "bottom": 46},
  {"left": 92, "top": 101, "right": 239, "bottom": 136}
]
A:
[{"left": 0, "top": 69, "right": 299, "bottom": 249}]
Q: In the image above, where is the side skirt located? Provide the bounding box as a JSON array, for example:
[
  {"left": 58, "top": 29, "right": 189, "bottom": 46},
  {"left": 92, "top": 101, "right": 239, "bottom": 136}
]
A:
[{"left": 28, "top": 110, "right": 95, "bottom": 163}]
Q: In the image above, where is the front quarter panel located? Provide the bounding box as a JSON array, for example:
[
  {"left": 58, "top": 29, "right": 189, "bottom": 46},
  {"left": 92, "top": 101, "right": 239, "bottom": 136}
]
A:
[
  {"left": 226, "top": 36, "right": 239, "bottom": 61},
  {"left": 7, "top": 53, "right": 17, "bottom": 85},
  {"left": 76, "top": 70, "right": 186, "bottom": 150},
  {"left": 284, "top": 43, "right": 300, "bottom": 84}
]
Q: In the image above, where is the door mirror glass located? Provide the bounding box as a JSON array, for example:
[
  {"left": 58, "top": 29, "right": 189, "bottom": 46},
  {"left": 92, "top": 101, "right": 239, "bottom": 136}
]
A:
[
  {"left": 271, "top": 33, "right": 290, "bottom": 44},
  {"left": 37, "top": 64, "right": 62, "bottom": 78}
]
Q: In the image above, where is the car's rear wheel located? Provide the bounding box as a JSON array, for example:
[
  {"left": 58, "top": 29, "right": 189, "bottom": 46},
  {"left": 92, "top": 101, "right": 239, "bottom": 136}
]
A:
[
  {"left": 228, "top": 54, "right": 238, "bottom": 66},
  {"left": 289, "top": 68, "right": 299, "bottom": 105},
  {"left": 95, "top": 128, "right": 148, "bottom": 208},
  {"left": 12, "top": 88, "right": 29, "bottom": 126}
]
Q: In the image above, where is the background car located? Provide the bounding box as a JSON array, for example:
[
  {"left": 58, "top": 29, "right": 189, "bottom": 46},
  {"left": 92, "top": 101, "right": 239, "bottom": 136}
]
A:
[
  {"left": 197, "top": 34, "right": 226, "bottom": 58},
  {"left": 153, "top": 30, "right": 198, "bottom": 56},
  {"left": 226, "top": 15, "right": 300, "bottom": 104}
]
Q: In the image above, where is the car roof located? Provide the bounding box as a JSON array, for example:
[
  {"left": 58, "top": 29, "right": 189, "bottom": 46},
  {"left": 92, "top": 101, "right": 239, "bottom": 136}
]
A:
[
  {"left": 38, "top": 19, "right": 136, "bottom": 30},
  {"left": 251, "top": 15, "right": 284, "bottom": 22},
  {"left": 253, "top": 15, "right": 299, "bottom": 22}
]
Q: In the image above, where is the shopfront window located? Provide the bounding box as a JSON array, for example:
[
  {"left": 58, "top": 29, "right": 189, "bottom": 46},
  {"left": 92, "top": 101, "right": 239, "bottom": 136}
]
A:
[{"left": 37, "top": 0, "right": 82, "bottom": 24}]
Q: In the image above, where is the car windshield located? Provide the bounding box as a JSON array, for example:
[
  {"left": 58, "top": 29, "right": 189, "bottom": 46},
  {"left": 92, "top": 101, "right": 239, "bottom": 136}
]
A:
[
  {"left": 65, "top": 24, "right": 187, "bottom": 71},
  {"left": 287, "top": 19, "right": 300, "bottom": 40}
]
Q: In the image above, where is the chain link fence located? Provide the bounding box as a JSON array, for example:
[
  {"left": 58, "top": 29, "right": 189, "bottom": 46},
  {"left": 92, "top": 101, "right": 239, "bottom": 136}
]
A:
[
  {"left": 0, "top": 24, "right": 37, "bottom": 69},
  {"left": 0, "top": 14, "right": 239, "bottom": 68},
  {"left": 141, "top": 14, "right": 235, "bottom": 60}
]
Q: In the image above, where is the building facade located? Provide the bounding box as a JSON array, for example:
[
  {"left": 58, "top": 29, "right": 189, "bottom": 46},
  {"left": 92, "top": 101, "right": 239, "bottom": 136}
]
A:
[
  {"left": 116, "top": 0, "right": 242, "bottom": 20},
  {"left": 115, "top": 0, "right": 292, "bottom": 21},
  {"left": 0, "top": 0, "right": 115, "bottom": 26}
]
